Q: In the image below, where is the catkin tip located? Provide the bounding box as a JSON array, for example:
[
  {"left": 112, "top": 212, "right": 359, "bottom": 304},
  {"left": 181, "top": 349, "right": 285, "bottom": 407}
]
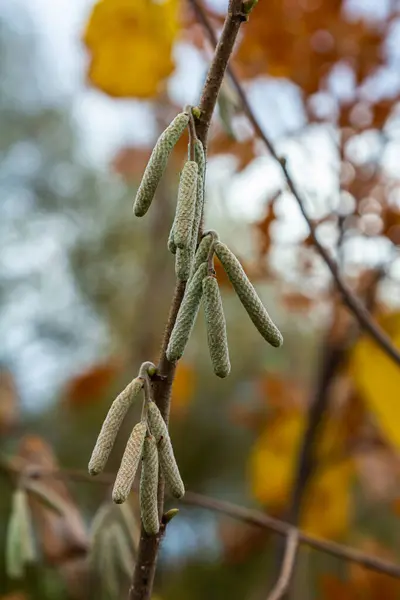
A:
[
  {"left": 271, "top": 332, "right": 284, "bottom": 347},
  {"left": 133, "top": 204, "right": 145, "bottom": 218},
  {"left": 112, "top": 493, "right": 125, "bottom": 505}
]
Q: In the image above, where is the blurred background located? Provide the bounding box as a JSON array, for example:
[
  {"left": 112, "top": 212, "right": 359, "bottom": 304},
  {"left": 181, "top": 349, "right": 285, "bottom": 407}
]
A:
[{"left": 2, "top": 0, "right": 400, "bottom": 598}]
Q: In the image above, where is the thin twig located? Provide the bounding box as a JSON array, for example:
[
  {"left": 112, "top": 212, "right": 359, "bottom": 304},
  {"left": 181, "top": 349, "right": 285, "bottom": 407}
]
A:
[
  {"left": 266, "top": 529, "right": 299, "bottom": 600},
  {"left": 189, "top": 0, "right": 400, "bottom": 366},
  {"left": 2, "top": 458, "right": 400, "bottom": 581},
  {"left": 182, "top": 492, "right": 400, "bottom": 580}
]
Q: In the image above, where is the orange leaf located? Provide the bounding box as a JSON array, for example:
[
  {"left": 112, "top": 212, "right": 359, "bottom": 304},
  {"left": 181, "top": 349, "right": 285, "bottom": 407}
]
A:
[
  {"left": 63, "top": 361, "right": 121, "bottom": 406},
  {"left": 254, "top": 193, "right": 279, "bottom": 258},
  {"left": 319, "top": 574, "right": 355, "bottom": 600},
  {"left": 0, "top": 368, "right": 20, "bottom": 434},
  {"left": 171, "top": 361, "right": 195, "bottom": 417}
]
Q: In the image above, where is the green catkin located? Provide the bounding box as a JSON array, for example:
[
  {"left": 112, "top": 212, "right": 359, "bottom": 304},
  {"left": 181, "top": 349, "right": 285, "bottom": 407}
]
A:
[
  {"left": 192, "top": 140, "right": 205, "bottom": 242},
  {"left": 191, "top": 233, "right": 213, "bottom": 276},
  {"left": 173, "top": 161, "right": 198, "bottom": 249},
  {"left": 89, "top": 377, "right": 144, "bottom": 476},
  {"left": 147, "top": 402, "right": 185, "bottom": 499},
  {"left": 158, "top": 437, "right": 185, "bottom": 499},
  {"left": 133, "top": 112, "right": 190, "bottom": 217},
  {"left": 202, "top": 275, "right": 231, "bottom": 378},
  {"left": 101, "top": 529, "right": 119, "bottom": 599},
  {"left": 175, "top": 247, "right": 192, "bottom": 281},
  {"left": 6, "top": 493, "right": 24, "bottom": 579},
  {"left": 174, "top": 142, "right": 206, "bottom": 281},
  {"left": 6, "top": 489, "right": 35, "bottom": 580},
  {"left": 108, "top": 523, "right": 134, "bottom": 578},
  {"left": 112, "top": 421, "right": 147, "bottom": 504},
  {"left": 168, "top": 220, "right": 177, "bottom": 254},
  {"left": 166, "top": 262, "right": 208, "bottom": 361},
  {"left": 214, "top": 241, "right": 283, "bottom": 347},
  {"left": 139, "top": 435, "right": 160, "bottom": 535},
  {"left": 182, "top": 140, "right": 206, "bottom": 280},
  {"left": 89, "top": 503, "right": 110, "bottom": 566}
]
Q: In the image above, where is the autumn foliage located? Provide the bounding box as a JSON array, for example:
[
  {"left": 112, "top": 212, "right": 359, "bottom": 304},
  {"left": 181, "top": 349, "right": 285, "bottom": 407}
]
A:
[{"left": 2, "top": 0, "right": 400, "bottom": 599}]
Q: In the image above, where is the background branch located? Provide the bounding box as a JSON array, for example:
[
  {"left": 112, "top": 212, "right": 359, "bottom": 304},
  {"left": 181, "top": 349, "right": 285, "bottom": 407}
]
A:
[
  {"left": 2, "top": 458, "right": 400, "bottom": 582},
  {"left": 189, "top": 0, "right": 400, "bottom": 366},
  {"left": 266, "top": 529, "right": 299, "bottom": 600},
  {"left": 182, "top": 492, "right": 400, "bottom": 580}
]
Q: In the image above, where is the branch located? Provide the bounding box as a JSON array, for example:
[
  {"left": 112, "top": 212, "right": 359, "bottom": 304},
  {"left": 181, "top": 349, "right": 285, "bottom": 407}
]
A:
[
  {"left": 266, "top": 529, "right": 299, "bottom": 600},
  {"left": 286, "top": 340, "right": 348, "bottom": 526},
  {"left": 130, "top": 2, "right": 247, "bottom": 599},
  {"left": 182, "top": 492, "right": 400, "bottom": 580},
  {"left": 189, "top": 0, "right": 400, "bottom": 366},
  {"left": 2, "top": 459, "right": 400, "bottom": 583}
]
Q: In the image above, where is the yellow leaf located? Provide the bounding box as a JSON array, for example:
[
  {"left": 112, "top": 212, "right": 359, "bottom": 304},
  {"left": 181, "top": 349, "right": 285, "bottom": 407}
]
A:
[
  {"left": 301, "top": 459, "right": 353, "bottom": 539},
  {"left": 249, "top": 411, "right": 304, "bottom": 508},
  {"left": 83, "top": 0, "right": 179, "bottom": 98},
  {"left": 248, "top": 408, "right": 354, "bottom": 539},
  {"left": 351, "top": 311, "right": 400, "bottom": 449}
]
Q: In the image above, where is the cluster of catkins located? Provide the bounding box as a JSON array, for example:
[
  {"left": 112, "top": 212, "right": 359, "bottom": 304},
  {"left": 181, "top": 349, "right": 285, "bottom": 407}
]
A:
[
  {"left": 88, "top": 109, "right": 283, "bottom": 537},
  {"left": 88, "top": 362, "right": 184, "bottom": 535},
  {"left": 133, "top": 107, "right": 283, "bottom": 377}
]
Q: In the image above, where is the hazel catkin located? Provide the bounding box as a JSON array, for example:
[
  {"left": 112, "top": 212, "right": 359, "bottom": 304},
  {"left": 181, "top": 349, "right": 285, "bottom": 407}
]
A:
[
  {"left": 214, "top": 241, "right": 283, "bottom": 347},
  {"left": 88, "top": 377, "right": 144, "bottom": 476},
  {"left": 140, "top": 435, "right": 160, "bottom": 535},
  {"left": 173, "top": 161, "right": 198, "bottom": 249},
  {"left": 202, "top": 275, "right": 231, "bottom": 378},
  {"left": 147, "top": 402, "right": 184, "bottom": 499},
  {"left": 112, "top": 421, "right": 147, "bottom": 504},
  {"left": 166, "top": 262, "right": 207, "bottom": 361},
  {"left": 133, "top": 112, "right": 189, "bottom": 217}
]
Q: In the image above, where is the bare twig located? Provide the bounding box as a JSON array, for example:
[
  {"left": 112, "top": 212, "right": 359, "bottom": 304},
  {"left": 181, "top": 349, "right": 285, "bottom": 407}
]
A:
[
  {"left": 129, "top": 2, "right": 247, "bottom": 599},
  {"left": 286, "top": 340, "right": 348, "bottom": 526},
  {"left": 189, "top": 0, "right": 400, "bottom": 366},
  {"left": 182, "top": 492, "right": 400, "bottom": 580},
  {"left": 2, "top": 458, "right": 400, "bottom": 581},
  {"left": 266, "top": 529, "right": 299, "bottom": 600}
]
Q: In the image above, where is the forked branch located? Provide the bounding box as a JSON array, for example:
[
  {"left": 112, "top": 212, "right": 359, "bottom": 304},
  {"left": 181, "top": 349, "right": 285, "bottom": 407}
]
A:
[{"left": 266, "top": 529, "right": 299, "bottom": 600}]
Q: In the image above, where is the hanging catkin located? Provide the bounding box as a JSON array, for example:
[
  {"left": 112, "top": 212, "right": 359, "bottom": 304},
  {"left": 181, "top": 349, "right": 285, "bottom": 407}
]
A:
[
  {"left": 175, "top": 247, "right": 192, "bottom": 281},
  {"left": 174, "top": 141, "right": 206, "bottom": 281},
  {"left": 112, "top": 421, "right": 147, "bottom": 504},
  {"left": 190, "top": 140, "right": 205, "bottom": 249},
  {"left": 147, "top": 402, "right": 185, "bottom": 499},
  {"left": 168, "top": 220, "right": 177, "bottom": 254},
  {"left": 191, "top": 233, "right": 213, "bottom": 276},
  {"left": 202, "top": 275, "right": 231, "bottom": 378},
  {"left": 173, "top": 161, "right": 198, "bottom": 249},
  {"left": 133, "top": 112, "right": 189, "bottom": 217},
  {"left": 214, "top": 242, "right": 283, "bottom": 347},
  {"left": 166, "top": 262, "right": 208, "bottom": 361},
  {"left": 88, "top": 377, "right": 144, "bottom": 476},
  {"left": 6, "top": 489, "right": 35, "bottom": 580},
  {"left": 140, "top": 435, "right": 160, "bottom": 535}
]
